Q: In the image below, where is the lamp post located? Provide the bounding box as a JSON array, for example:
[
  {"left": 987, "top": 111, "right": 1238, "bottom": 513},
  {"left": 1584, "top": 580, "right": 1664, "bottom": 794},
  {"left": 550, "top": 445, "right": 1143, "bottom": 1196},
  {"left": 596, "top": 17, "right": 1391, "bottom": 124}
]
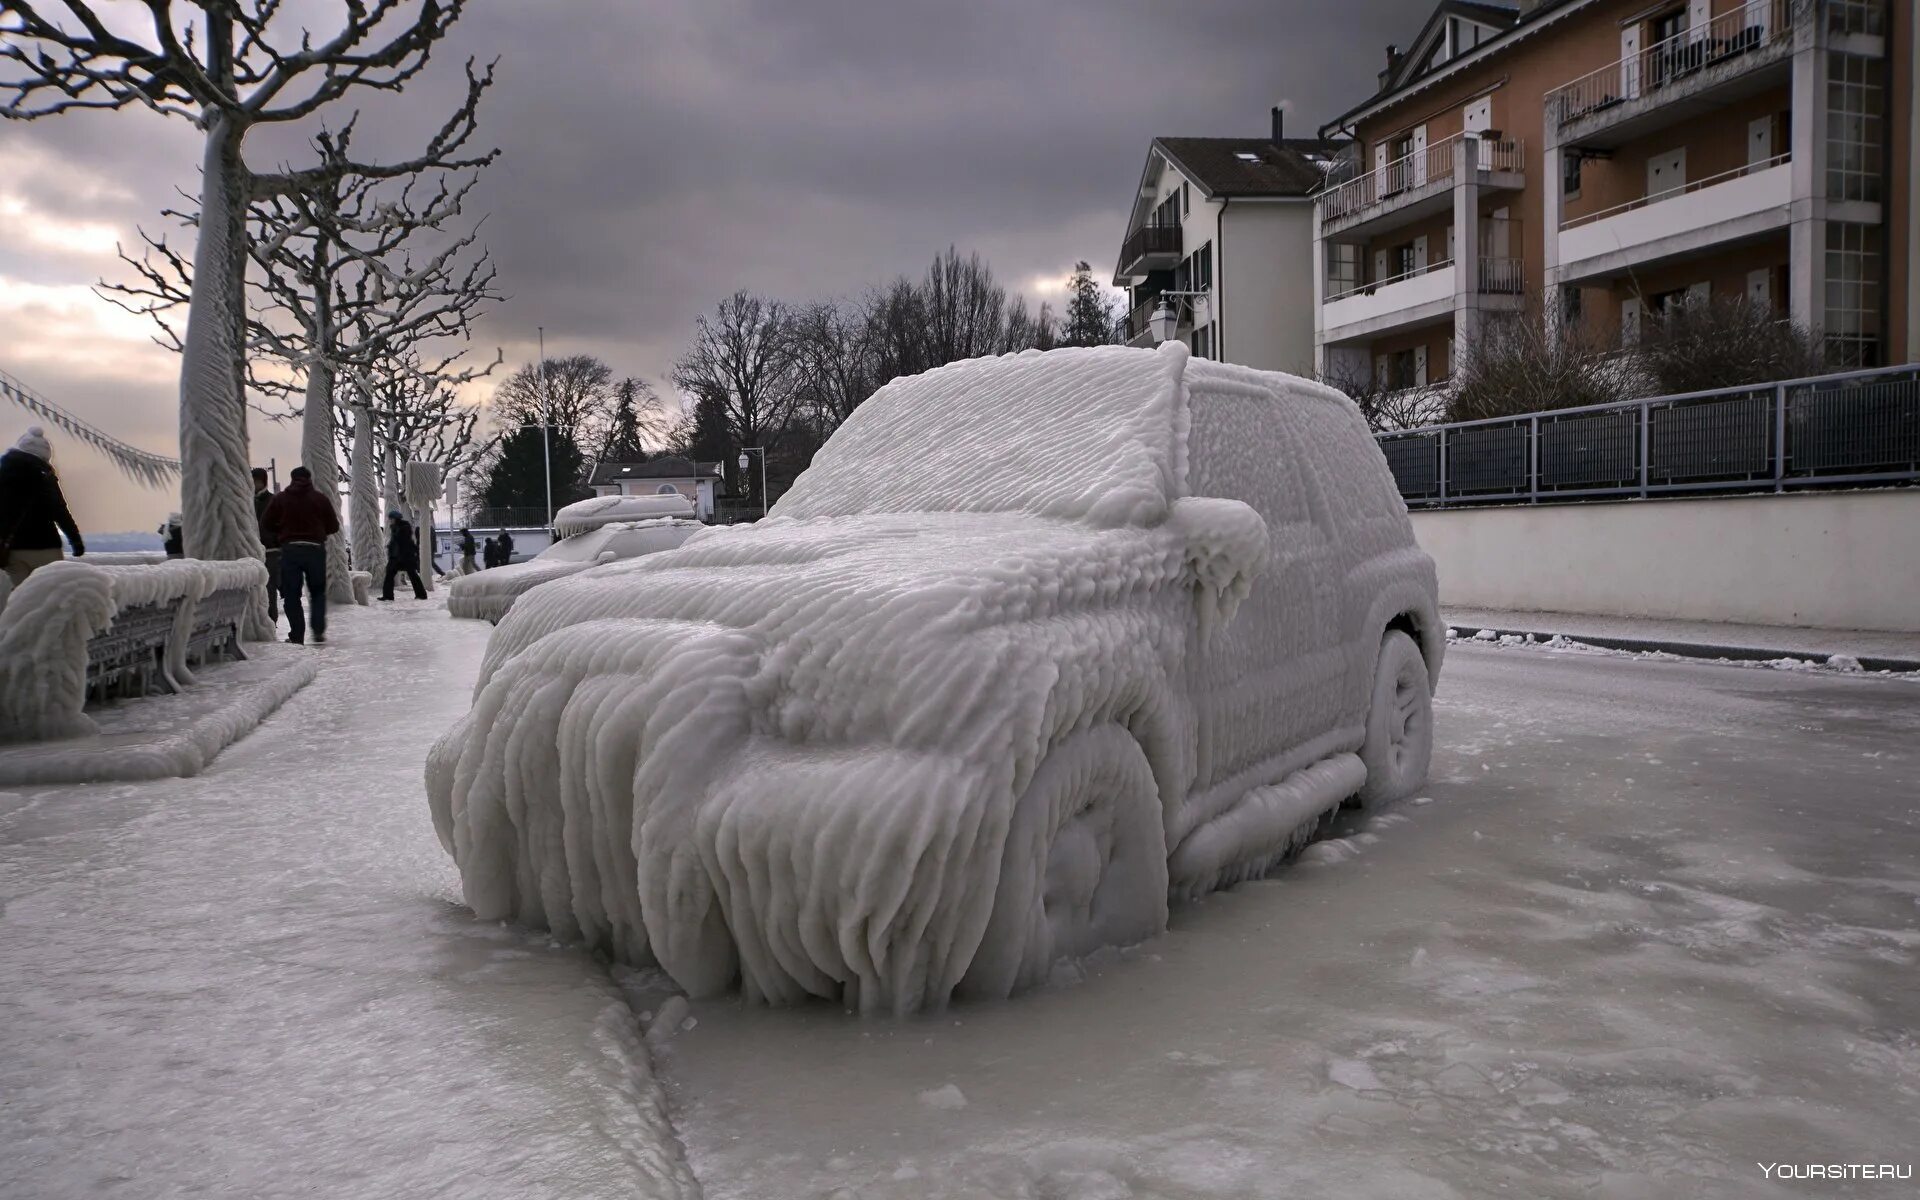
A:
[
  {"left": 536, "top": 326, "right": 554, "bottom": 532},
  {"left": 737, "top": 446, "right": 767, "bottom": 519}
]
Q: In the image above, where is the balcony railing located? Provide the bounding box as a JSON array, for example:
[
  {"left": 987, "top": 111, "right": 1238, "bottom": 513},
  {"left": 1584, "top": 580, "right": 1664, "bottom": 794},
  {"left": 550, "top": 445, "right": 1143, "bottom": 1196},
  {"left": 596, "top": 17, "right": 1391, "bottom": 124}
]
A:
[
  {"left": 1328, "top": 257, "right": 1453, "bottom": 303},
  {"left": 1317, "top": 132, "right": 1524, "bottom": 224},
  {"left": 1118, "top": 224, "right": 1181, "bottom": 274},
  {"left": 1547, "top": 0, "right": 1797, "bottom": 127},
  {"left": 1561, "top": 153, "right": 1790, "bottom": 231},
  {"left": 1375, "top": 363, "right": 1920, "bottom": 506},
  {"left": 1478, "top": 256, "right": 1524, "bottom": 294},
  {"left": 1125, "top": 294, "right": 1161, "bottom": 342}
]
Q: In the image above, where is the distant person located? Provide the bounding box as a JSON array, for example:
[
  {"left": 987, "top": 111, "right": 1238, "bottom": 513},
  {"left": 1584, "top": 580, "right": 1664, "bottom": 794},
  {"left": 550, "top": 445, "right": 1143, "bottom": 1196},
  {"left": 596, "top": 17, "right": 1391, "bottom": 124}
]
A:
[
  {"left": 497, "top": 529, "right": 515, "bottom": 565},
  {"left": 457, "top": 528, "right": 478, "bottom": 575},
  {"left": 482, "top": 535, "right": 499, "bottom": 569},
  {"left": 260, "top": 466, "right": 341, "bottom": 645},
  {"left": 252, "top": 467, "right": 280, "bottom": 624},
  {"left": 0, "top": 425, "right": 85, "bottom": 587},
  {"left": 380, "top": 509, "right": 428, "bottom": 601},
  {"left": 161, "top": 513, "right": 184, "bottom": 558}
]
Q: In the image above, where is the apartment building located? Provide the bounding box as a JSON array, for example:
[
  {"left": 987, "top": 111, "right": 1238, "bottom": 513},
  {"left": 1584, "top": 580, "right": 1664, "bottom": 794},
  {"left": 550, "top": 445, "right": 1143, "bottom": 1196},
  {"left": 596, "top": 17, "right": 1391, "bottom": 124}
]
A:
[
  {"left": 1313, "top": 0, "right": 1915, "bottom": 394},
  {"left": 1113, "top": 111, "right": 1347, "bottom": 372}
]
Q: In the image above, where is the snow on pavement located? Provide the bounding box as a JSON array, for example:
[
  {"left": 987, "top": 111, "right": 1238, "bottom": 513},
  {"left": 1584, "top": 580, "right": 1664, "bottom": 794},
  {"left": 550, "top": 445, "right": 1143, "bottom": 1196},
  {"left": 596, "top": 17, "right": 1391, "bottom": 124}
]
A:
[
  {"left": 0, "top": 601, "right": 696, "bottom": 1199},
  {"left": 656, "top": 644, "right": 1920, "bottom": 1199}
]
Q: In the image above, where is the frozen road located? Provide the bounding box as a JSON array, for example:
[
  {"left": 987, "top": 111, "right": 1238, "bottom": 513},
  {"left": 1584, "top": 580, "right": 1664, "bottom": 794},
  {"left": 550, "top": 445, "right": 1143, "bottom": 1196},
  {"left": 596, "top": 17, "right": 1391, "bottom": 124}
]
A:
[
  {"left": 658, "top": 642, "right": 1920, "bottom": 1200},
  {"left": 2, "top": 614, "right": 1916, "bottom": 1200}
]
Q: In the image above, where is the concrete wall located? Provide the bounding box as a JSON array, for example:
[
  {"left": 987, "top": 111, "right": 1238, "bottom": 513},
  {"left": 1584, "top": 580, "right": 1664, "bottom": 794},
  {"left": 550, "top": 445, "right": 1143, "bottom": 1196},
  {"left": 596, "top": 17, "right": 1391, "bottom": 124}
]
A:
[
  {"left": 1409, "top": 491, "right": 1920, "bottom": 631},
  {"left": 1219, "top": 199, "right": 1318, "bottom": 374}
]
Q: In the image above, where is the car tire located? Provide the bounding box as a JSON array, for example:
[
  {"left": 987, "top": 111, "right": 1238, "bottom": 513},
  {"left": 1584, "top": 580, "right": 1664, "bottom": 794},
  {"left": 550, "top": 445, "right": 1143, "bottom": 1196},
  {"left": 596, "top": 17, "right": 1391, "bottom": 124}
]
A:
[
  {"left": 1358, "top": 629, "right": 1434, "bottom": 807},
  {"left": 958, "top": 725, "right": 1168, "bottom": 1000}
]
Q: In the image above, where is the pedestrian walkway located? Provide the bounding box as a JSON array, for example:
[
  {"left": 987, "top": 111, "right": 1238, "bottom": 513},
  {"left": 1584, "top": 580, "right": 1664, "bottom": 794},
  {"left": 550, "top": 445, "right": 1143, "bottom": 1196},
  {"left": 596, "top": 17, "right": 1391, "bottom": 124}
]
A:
[
  {"left": 1443, "top": 607, "right": 1920, "bottom": 671},
  {"left": 0, "top": 601, "right": 695, "bottom": 1199}
]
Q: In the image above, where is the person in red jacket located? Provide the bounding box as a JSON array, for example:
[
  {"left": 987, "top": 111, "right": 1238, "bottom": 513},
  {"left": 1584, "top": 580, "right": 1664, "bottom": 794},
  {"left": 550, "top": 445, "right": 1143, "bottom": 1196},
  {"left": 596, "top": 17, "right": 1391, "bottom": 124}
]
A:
[{"left": 260, "top": 466, "right": 341, "bottom": 645}]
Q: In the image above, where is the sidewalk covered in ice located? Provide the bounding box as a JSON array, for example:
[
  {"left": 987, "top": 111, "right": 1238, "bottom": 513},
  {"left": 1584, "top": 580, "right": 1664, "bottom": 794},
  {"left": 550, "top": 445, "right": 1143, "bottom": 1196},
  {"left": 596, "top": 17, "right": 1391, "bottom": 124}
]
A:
[{"left": 0, "top": 602, "right": 696, "bottom": 1200}]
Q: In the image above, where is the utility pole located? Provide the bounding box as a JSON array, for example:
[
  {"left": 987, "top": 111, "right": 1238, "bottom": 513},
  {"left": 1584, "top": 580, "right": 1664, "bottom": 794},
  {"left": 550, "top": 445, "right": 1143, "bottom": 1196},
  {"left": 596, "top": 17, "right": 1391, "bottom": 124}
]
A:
[{"left": 537, "top": 326, "right": 554, "bottom": 533}]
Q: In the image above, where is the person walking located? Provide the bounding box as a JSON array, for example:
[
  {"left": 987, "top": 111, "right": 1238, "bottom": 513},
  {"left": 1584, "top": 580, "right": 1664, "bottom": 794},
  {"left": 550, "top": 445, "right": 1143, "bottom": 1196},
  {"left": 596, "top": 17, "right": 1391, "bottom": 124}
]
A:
[
  {"left": 380, "top": 509, "right": 428, "bottom": 601},
  {"left": 252, "top": 467, "right": 280, "bottom": 625},
  {"left": 259, "top": 465, "right": 340, "bottom": 645},
  {"left": 497, "top": 528, "right": 516, "bottom": 565},
  {"left": 0, "top": 426, "right": 85, "bottom": 587},
  {"left": 457, "top": 527, "right": 478, "bottom": 575},
  {"left": 481, "top": 535, "right": 498, "bottom": 569}
]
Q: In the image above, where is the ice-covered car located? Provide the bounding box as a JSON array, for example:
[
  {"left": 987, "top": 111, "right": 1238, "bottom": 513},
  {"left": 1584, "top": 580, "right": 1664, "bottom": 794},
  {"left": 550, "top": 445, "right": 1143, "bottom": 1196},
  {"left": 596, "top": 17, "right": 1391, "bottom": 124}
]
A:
[
  {"left": 445, "top": 494, "right": 702, "bottom": 623},
  {"left": 427, "top": 343, "right": 1440, "bottom": 1013}
]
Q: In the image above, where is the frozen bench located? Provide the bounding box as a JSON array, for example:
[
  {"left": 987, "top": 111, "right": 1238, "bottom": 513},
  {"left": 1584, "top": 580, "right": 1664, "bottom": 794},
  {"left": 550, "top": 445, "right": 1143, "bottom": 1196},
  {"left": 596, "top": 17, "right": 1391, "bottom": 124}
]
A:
[{"left": 0, "top": 557, "right": 268, "bottom": 743}]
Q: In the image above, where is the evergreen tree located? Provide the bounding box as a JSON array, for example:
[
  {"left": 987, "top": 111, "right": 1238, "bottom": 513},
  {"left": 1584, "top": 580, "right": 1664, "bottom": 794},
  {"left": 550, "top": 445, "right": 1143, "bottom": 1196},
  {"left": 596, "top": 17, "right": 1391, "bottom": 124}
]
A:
[
  {"left": 601, "top": 378, "right": 658, "bottom": 463},
  {"left": 476, "top": 425, "right": 591, "bottom": 521},
  {"left": 1061, "top": 261, "right": 1118, "bottom": 347}
]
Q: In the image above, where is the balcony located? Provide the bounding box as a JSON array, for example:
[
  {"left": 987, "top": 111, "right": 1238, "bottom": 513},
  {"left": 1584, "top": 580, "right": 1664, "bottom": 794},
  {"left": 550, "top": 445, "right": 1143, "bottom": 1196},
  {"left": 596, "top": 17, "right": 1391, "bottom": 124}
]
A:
[
  {"left": 1117, "top": 224, "right": 1181, "bottom": 278},
  {"left": 1548, "top": 0, "right": 1800, "bottom": 150},
  {"left": 1124, "top": 294, "right": 1161, "bottom": 347},
  {"left": 1317, "top": 132, "right": 1524, "bottom": 240},
  {"left": 1558, "top": 156, "right": 1792, "bottom": 283},
  {"left": 1322, "top": 260, "right": 1457, "bottom": 342}
]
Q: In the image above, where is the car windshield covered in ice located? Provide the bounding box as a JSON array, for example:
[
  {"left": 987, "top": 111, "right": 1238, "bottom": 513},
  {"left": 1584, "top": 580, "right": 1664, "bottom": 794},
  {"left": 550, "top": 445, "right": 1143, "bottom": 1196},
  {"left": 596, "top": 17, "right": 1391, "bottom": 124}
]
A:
[
  {"left": 772, "top": 346, "right": 1182, "bottom": 526},
  {"left": 429, "top": 344, "right": 1441, "bottom": 1015}
]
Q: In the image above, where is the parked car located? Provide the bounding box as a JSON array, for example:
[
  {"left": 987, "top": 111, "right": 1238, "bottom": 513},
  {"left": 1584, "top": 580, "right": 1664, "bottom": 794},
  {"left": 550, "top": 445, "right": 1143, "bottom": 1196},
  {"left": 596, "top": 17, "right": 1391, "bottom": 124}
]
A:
[
  {"left": 445, "top": 494, "right": 702, "bottom": 624},
  {"left": 428, "top": 344, "right": 1441, "bottom": 1013}
]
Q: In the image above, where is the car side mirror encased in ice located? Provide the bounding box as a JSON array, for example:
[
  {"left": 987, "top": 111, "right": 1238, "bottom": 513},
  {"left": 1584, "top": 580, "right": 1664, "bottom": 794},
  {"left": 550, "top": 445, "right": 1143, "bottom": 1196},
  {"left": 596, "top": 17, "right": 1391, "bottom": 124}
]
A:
[{"left": 1168, "top": 495, "right": 1270, "bottom": 644}]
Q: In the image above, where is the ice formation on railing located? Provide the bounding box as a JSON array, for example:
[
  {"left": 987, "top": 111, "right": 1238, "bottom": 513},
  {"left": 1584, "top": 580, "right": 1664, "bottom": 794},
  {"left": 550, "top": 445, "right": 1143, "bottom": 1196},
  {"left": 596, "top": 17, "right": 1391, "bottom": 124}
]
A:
[{"left": 427, "top": 343, "right": 1441, "bottom": 1013}]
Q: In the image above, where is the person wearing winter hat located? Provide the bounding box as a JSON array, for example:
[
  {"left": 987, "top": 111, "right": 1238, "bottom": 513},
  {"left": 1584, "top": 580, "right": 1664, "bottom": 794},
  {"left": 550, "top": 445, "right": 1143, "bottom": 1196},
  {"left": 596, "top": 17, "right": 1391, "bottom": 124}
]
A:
[{"left": 0, "top": 426, "right": 85, "bottom": 587}]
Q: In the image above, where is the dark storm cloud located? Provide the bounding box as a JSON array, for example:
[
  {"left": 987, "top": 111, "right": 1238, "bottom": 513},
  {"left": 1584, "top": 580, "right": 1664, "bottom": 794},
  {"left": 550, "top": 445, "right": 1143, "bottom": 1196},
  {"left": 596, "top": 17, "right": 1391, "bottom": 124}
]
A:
[{"left": 0, "top": 0, "right": 1435, "bottom": 529}]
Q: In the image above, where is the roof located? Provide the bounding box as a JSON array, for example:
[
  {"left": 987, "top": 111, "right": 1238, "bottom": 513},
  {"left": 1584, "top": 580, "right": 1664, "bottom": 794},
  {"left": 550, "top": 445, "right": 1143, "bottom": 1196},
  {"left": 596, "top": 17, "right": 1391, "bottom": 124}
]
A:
[
  {"left": 589, "top": 456, "right": 722, "bottom": 487},
  {"left": 1322, "top": 0, "right": 1590, "bottom": 135},
  {"left": 1151, "top": 137, "right": 1331, "bottom": 199}
]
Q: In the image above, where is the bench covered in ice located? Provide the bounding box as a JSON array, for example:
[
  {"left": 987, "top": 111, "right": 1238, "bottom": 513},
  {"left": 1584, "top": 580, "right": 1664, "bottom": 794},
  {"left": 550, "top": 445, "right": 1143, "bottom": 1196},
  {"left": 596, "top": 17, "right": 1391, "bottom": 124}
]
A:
[
  {"left": 429, "top": 344, "right": 1441, "bottom": 1013},
  {"left": 0, "top": 557, "right": 267, "bottom": 743},
  {"left": 448, "top": 501, "right": 703, "bottom": 624}
]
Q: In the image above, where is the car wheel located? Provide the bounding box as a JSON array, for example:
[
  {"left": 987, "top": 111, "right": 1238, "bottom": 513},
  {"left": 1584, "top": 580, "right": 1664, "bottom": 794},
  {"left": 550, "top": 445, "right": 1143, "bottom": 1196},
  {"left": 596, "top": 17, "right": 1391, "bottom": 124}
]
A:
[
  {"left": 958, "top": 725, "right": 1168, "bottom": 1000},
  {"left": 1358, "top": 629, "right": 1433, "bottom": 807}
]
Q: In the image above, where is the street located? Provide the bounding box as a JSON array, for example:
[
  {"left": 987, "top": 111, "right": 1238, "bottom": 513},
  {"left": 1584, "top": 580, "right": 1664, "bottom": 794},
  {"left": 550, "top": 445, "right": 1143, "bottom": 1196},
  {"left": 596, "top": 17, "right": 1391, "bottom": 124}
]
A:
[
  {"left": 2, "top": 623, "right": 1916, "bottom": 1199},
  {"left": 658, "top": 643, "right": 1920, "bottom": 1200}
]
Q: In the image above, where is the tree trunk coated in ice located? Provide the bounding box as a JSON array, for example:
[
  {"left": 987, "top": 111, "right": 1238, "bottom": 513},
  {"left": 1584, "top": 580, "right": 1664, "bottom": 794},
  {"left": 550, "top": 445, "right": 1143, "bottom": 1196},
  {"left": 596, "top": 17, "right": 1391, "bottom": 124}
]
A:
[
  {"left": 350, "top": 401, "right": 381, "bottom": 598},
  {"left": 177, "top": 116, "right": 270, "bottom": 639},
  {"left": 300, "top": 359, "right": 355, "bottom": 604}
]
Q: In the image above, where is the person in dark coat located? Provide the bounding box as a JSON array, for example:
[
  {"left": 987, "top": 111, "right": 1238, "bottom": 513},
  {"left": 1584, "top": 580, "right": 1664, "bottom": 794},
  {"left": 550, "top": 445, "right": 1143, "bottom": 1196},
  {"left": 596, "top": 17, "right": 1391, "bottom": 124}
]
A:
[
  {"left": 457, "top": 527, "right": 478, "bottom": 575},
  {"left": 380, "top": 509, "right": 428, "bottom": 600},
  {"left": 260, "top": 466, "right": 341, "bottom": 644},
  {"left": 0, "top": 426, "right": 84, "bottom": 587},
  {"left": 497, "top": 529, "right": 515, "bottom": 565},
  {"left": 252, "top": 467, "right": 280, "bottom": 623},
  {"left": 161, "top": 514, "right": 184, "bottom": 557},
  {"left": 481, "top": 536, "right": 498, "bottom": 569}
]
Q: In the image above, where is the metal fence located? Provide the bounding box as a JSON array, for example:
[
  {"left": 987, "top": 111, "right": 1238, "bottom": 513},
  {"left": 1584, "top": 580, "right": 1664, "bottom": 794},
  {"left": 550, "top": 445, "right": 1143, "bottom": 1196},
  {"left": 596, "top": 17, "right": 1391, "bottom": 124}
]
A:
[{"left": 1375, "top": 364, "right": 1920, "bottom": 507}]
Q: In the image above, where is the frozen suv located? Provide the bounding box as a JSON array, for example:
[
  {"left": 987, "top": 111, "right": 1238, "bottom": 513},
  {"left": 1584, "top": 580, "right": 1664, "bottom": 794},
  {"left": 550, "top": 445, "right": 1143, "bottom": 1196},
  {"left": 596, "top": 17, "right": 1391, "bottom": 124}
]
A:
[{"left": 427, "top": 343, "right": 1440, "bottom": 1013}]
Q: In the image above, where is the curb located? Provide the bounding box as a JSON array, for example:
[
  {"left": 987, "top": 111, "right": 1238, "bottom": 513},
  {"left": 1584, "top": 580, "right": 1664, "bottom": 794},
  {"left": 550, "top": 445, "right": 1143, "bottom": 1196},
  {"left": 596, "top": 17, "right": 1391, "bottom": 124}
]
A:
[{"left": 1448, "top": 625, "right": 1920, "bottom": 675}]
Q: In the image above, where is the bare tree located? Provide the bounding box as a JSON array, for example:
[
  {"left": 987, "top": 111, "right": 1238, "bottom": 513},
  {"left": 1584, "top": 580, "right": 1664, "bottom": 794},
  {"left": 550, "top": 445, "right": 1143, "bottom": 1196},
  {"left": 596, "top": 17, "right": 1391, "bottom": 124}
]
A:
[
  {"left": 2, "top": 1, "right": 488, "bottom": 592},
  {"left": 789, "top": 300, "right": 876, "bottom": 434},
  {"left": 1316, "top": 365, "right": 1450, "bottom": 432},
  {"left": 1636, "top": 294, "right": 1827, "bottom": 395},
  {"left": 671, "top": 292, "right": 800, "bottom": 509},
  {"left": 488, "top": 355, "right": 618, "bottom": 449},
  {"left": 1449, "top": 311, "right": 1646, "bottom": 423}
]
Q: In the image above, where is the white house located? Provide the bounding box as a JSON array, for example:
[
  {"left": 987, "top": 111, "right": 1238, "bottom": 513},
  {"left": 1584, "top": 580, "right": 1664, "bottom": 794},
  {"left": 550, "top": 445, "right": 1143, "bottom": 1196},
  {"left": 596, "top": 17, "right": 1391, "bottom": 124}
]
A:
[
  {"left": 1113, "top": 108, "right": 1350, "bottom": 374},
  {"left": 590, "top": 456, "right": 723, "bottom": 522}
]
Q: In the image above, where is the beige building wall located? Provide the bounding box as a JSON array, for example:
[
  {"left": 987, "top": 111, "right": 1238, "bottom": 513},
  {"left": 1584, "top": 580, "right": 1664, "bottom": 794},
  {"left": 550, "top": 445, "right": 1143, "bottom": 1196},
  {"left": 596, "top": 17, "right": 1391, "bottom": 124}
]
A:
[{"left": 1218, "top": 200, "right": 1317, "bottom": 373}]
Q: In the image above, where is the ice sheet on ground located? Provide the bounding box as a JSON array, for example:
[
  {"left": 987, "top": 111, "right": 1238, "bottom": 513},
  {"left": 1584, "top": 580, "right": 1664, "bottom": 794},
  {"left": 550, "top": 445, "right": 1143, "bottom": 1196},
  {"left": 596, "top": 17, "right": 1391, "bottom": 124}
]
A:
[
  {"left": 0, "top": 603, "right": 695, "bottom": 1199},
  {"left": 658, "top": 648, "right": 1920, "bottom": 1199}
]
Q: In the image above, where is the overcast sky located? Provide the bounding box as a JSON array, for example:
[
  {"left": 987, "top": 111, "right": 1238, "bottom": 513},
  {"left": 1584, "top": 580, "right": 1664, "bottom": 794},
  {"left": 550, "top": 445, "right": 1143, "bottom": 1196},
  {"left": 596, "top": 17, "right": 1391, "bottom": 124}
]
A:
[{"left": 1, "top": 0, "right": 1433, "bottom": 533}]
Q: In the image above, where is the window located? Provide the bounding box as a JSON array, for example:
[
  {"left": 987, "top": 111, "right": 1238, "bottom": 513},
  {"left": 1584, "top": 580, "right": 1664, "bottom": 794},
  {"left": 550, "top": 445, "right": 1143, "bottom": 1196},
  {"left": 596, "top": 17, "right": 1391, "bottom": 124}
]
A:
[
  {"left": 656, "top": 483, "right": 679, "bottom": 496},
  {"left": 1191, "top": 324, "right": 1214, "bottom": 360},
  {"left": 1824, "top": 222, "right": 1882, "bottom": 367},
  {"left": 1389, "top": 242, "right": 1416, "bottom": 277},
  {"left": 1191, "top": 241, "right": 1213, "bottom": 293},
  {"left": 1561, "top": 285, "right": 1584, "bottom": 327},
  {"left": 1152, "top": 191, "right": 1181, "bottom": 228},
  {"left": 1182, "top": 182, "right": 1190, "bottom": 217},
  {"left": 1233, "top": 150, "right": 1260, "bottom": 163},
  {"left": 1826, "top": 52, "right": 1884, "bottom": 203},
  {"left": 1561, "top": 151, "right": 1583, "bottom": 197},
  {"left": 1376, "top": 348, "right": 1421, "bottom": 391}
]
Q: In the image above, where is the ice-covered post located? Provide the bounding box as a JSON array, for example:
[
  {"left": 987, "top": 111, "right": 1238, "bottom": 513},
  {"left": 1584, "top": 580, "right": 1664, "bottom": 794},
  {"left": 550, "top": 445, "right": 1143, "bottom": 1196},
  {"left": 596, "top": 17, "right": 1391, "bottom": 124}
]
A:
[{"left": 405, "top": 461, "right": 444, "bottom": 594}]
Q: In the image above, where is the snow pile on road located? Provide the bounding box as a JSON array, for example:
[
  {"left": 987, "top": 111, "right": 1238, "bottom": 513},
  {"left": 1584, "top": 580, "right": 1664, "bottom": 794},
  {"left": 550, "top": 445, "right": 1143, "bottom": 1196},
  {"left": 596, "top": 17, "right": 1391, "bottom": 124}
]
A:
[
  {"left": 552, "top": 493, "right": 695, "bottom": 539},
  {"left": 445, "top": 518, "right": 703, "bottom": 623}
]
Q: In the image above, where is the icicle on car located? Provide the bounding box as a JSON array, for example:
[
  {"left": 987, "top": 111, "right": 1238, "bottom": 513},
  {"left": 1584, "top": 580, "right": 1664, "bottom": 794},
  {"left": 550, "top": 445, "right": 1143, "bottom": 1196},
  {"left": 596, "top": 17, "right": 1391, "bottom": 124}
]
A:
[{"left": 426, "top": 343, "right": 1441, "bottom": 1014}]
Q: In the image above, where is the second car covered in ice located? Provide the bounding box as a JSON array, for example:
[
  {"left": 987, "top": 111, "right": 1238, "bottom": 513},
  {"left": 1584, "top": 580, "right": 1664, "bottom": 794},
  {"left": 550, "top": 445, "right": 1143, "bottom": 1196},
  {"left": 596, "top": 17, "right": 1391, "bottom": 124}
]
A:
[{"left": 427, "top": 343, "right": 1440, "bottom": 1013}]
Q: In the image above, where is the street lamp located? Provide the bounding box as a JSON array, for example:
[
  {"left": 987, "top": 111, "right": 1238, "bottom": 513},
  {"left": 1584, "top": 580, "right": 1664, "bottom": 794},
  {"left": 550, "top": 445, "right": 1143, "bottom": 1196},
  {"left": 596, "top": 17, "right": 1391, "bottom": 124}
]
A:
[
  {"left": 536, "top": 325, "right": 553, "bottom": 531},
  {"left": 737, "top": 447, "right": 767, "bottom": 518},
  {"left": 1147, "top": 291, "right": 1212, "bottom": 345}
]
